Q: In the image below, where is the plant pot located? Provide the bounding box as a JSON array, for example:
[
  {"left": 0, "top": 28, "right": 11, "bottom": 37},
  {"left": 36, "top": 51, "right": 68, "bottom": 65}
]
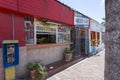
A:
[
  {"left": 17, "top": 75, "right": 26, "bottom": 80},
  {"left": 30, "top": 70, "right": 38, "bottom": 79},
  {"left": 64, "top": 53, "right": 72, "bottom": 61}
]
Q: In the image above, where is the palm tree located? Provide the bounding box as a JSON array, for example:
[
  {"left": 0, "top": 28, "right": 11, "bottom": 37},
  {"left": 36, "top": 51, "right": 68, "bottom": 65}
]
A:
[{"left": 105, "top": 0, "right": 120, "bottom": 80}]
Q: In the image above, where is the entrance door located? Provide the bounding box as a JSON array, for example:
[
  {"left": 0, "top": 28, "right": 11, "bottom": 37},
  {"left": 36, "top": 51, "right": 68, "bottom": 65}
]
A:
[
  {"left": 71, "top": 28, "right": 81, "bottom": 58},
  {"left": 80, "top": 29, "right": 89, "bottom": 56},
  {"left": 71, "top": 28, "right": 89, "bottom": 57},
  {"left": 80, "top": 29, "right": 86, "bottom": 55}
]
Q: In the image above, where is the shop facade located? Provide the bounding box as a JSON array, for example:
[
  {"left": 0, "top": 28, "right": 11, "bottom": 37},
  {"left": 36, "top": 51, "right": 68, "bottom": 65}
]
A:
[
  {"left": 0, "top": 0, "right": 74, "bottom": 79},
  {"left": 89, "top": 19, "right": 105, "bottom": 54},
  {"left": 71, "top": 10, "right": 90, "bottom": 57},
  {"left": 25, "top": 17, "right": 72, "bottom": 65}
]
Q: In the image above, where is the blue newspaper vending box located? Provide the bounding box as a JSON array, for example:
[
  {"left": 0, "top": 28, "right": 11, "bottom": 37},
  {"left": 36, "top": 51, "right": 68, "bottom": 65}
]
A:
[{"left": 2, "top": 40, "right": 19, "bottom": 68}]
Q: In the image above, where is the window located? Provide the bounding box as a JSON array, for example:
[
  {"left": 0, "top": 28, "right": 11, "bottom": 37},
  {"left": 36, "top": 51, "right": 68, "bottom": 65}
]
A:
[
  {"left": 37, "top": 34, "right": 56, "bottom": 44},
  {"left": 35, "top": 20, "right": 57, "bottom": 44},
  {"left": 58, "top": 25, "right": 70, "bottom": 43},
  {"left": 24, "top": 17, "right": 34, "bottom": 44},
  {"left": 90, "top": 31, "right": 97, "bottom": 46},
  {"left": 24, "top": 18, "right": 71, "bottom": 45}
]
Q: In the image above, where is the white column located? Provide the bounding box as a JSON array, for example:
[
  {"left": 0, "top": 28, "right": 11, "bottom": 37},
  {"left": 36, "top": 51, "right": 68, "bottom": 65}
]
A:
[
  {"left": 34, "top": 18, "right": 37, "bottom": 45},
  {"left": 56, "top": 25, "right": 58, "bottom": 43}
]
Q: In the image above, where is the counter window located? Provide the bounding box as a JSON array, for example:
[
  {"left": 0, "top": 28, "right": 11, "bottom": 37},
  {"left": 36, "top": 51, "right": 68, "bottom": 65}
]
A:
[
  {"left": 36, "top": 22, "right": 57, "bottom": 44},
  {"left": 24, "top": 18, "right": 71, "bottom": 45},
  {"left": 37, "top": 33, "right": 56, "bottom": 44}
]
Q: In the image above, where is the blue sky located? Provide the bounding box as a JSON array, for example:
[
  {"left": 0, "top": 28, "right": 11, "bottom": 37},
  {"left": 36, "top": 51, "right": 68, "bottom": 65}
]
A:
[{"left": 59, "top": 0, "right": 105, "bottom": 23}]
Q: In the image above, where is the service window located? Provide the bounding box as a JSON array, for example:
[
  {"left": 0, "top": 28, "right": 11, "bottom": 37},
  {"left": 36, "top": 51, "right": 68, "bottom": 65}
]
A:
[
  {"left": 35, "top": 20, "right": 57, "bottom": 44},
  {"left": 24, "top": 18, "right": 71, "bottom": 45},
  {"left": 37, "top": 33, "right": 56, "bottom": 44}
]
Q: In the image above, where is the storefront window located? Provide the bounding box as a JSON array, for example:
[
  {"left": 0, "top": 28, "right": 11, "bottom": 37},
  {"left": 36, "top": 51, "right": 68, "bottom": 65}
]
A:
[
  {"left": 97, "top": 32, "right": 100, "bottom": 44},
  {"left": 58, "top": 25, "right": 70, "bottom": 43},
  {"left": 37, "top": 34, "right": 56, "bottom": 44},
  {"left": 90, "top": 31, "right": 97, "bottom": 46},
  {"left": 24, "top": 17, "right": 34, "bottom": 44},
  {"left": 24, "top": 18, "right": 71, "bottom": 45},
  {"left": 35, "top": 20, "right": 57, "bottom": 44}
]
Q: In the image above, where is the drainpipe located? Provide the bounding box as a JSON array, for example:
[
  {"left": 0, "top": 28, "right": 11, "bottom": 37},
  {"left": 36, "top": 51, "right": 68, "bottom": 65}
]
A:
[{"left": 12, "top": 14, "right": 15, "bottom": 40}]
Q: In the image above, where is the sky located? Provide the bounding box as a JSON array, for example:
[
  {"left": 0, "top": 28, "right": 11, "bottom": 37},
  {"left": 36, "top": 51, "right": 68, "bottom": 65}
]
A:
[{"left": 59, "top": 0, "right": 105, "bottom": 23}]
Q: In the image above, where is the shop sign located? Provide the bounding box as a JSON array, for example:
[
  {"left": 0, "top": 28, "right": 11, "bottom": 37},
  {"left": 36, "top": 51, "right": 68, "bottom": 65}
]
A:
[
  {"left": 35, "top": 20, "right": 56, "bottom": 32},
  {"left": 44, "top": 24, "right": 50, "bottom": 31},
  {"left": 44, "top": 24, "right": 56, "bottom": 32},
  {"left": 74, "top": 11, "right": 89, "bottom": 28}
]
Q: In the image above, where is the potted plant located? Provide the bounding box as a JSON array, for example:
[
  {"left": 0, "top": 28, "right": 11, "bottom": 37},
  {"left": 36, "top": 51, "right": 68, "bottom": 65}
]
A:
[
  {"left": 27, "top": 62, "right": 37, "bottom": 79},
  {"left": 64, "top": 47, "right": 72, "bottom": 61},
  {"left": 35, "top": 62, "right": 47, "bottom": 80},
  {"left": 27, "top": 61, "right": 47, "bottom": 80},
  {"left": 91, "top": 39, "right": 97, "bottom": 46}
]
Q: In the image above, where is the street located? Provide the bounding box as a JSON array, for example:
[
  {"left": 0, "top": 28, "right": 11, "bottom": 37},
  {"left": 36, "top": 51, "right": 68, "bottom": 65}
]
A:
[{"left": 47, "top": 50, "right": 105, "bottom": 80}]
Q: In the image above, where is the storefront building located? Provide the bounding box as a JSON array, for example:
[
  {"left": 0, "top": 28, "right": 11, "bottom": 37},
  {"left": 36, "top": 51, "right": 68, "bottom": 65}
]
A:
[
  {"left": 0, "top": 0, "right": 74, "bottom": 79},
  {"left": 89, "top": 19, "right": 105, "bottom": 54},
  {"left": 25, "top": 18, "right": 72, "bottom": 65},
  {"left": 72, "top": 10, "right": 105, "bottom": 57},
  {"left": 71, "top": 10, "right": 90, "bottom": 57}
]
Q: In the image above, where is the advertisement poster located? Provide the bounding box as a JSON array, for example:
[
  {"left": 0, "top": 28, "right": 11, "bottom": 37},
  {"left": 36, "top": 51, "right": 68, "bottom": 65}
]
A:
[{"left": 7, "top": 45, "right": 15, "bottom": 64}]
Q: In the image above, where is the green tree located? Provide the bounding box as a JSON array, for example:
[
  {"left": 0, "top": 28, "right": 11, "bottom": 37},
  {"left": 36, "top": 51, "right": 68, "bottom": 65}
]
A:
[{"left": 101, "top": 18, "right": 105, "bottom": 26}]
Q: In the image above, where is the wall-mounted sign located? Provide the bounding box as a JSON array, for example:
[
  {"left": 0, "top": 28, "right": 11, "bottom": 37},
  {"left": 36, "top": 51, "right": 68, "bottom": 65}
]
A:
[
  {"left": 35, "top": 20, "right": 56, "bottom": 32},
  {"left": 58, "top": 25, "right": 66, "bottom": 32},
  {"left": 44, "top": 24, "right": 50, "bottom": 31},
  {"left": 74, "top": 11, "right": 90, "bottom": 28}
]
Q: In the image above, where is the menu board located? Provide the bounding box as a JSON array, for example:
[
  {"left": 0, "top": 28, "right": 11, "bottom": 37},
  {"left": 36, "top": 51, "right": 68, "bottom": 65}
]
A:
[{"left": 36, "top": 21, "right": 56, "bottom": 32}]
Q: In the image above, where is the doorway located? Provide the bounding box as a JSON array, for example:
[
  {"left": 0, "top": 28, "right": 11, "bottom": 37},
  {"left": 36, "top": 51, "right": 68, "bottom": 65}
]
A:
[
  {"left": 71, "top": 28, "right": 89, "bottom": 58},
  {"left": 80, "top": 29, "right": 89, "bottom": 56}
]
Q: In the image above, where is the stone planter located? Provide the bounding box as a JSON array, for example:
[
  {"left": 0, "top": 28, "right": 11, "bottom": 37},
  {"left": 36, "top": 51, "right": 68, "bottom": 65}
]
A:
[{"left": 64, "top": 53, "right": 72, "bottom": 61}]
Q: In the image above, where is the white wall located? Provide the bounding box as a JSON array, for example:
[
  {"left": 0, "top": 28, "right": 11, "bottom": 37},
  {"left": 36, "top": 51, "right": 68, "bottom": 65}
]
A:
[{"left": 89, "top": 19, "right": 105, "bottom": 53}]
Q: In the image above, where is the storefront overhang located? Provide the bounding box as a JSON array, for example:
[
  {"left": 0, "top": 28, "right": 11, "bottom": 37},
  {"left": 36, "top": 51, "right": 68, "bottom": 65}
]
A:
[{"left": 0, "top": 0, "right": 74, "bottom": 26}]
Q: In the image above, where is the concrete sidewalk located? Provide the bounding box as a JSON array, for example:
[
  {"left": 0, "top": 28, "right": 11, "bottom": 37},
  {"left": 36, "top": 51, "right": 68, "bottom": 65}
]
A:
[{"left": 47, "top": 50, "right": 105, "bottom": 80}]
